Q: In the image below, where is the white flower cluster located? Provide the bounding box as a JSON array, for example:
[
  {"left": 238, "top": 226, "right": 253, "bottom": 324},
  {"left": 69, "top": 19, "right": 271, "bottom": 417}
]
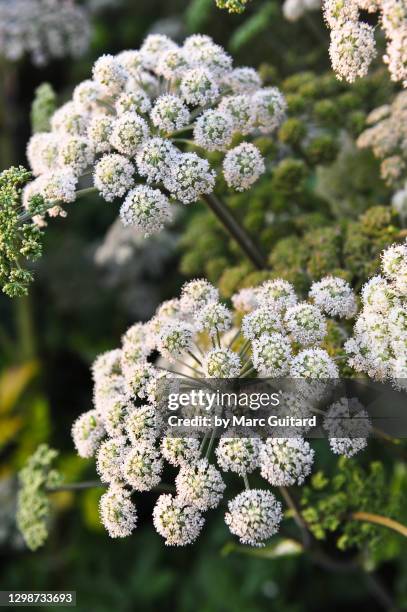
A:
[
  {"left": 70, "top": 274, "right": 368, "bottom": 548},
  {"left": 0, "top": 0, "right": 90, "bottom": 66},
  {"left": 345, "top": 240, "right": 407, "bottom": 389},
  {"left": 283, "top": 0, "right": 321, "bottom": 22},
  {"left": 323, "top": 0, "right": 407, "bottom": 86},
  {"left": 357, "top": 91, "right": 407, "bottom": 186},
  {"left": 25, "top": 34, "right": 286, "bottom": 231}
]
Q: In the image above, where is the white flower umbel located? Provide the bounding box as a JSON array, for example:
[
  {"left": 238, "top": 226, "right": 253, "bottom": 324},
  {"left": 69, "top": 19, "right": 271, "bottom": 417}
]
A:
[
  {"left": 99, "top": 484, "right": 137, "bottom": 538},
  {"left": 180, "top": 68, "right": 219, "bottom": 106},
  {"left": 136, "top": 138, "right": 180, "bottom": 183},
  {"left": 116, "top": 91, "right": 152, "bottom": 116},
  {"left": 195, "top": 302, "right": 232, "bottom": 336},
  {"left": 203, "top": 348, "right": 241, "bottom": 377},
  {"left": 24, "top": 34, "right": 286, "bottom": 235},
  {"left": 329, "top": 21, "right": 377, "bottom": 83},
  {"left": 223, "top": 143, "right": 265, "bottom": 192},
  {"left": 309, "top": 276, "right": 357, "bottom": 318},
  {"left": 151, "top": 95, "right": 190, "bottom": 134},
  {"left": 88, "top": 116, "right": 114, "bottom": 154},
  {"left": 94, "top": 154, "right": 135, "bottom": 202},
  {"left": 26, "top": 133, "right": 59, "bottom": 176},
  {"left": 225, "top": 489, "right": 283, "bottom": 547},
  {"left": 242, "top": 307, "right": 283, "bottom": 340},
  {"left": 194, "top": 110, "right": 234, "bottom": 152},
  {"left": 122, "top": 442, "right": 163, "bottom": 491},
  {"left": 157, "top": 321, "right": 195, "bottom": 363},
  {"left": 121, "top": 323, "right": 151, "bottom": 365},
  {"left": 323, "top": 397, "right": 370, "bottom": 458},
  {"left": 346, "top": 240, "right": 407, "bottom": 386},
  {"left": 72, "top": 409, "right": 105, "bottom": 458},
  {"left": 161, "top": 437, "right": 201, "bottom": 467},
  {"left": 110, "top": 112, "right": 149, "bottom": 157},
  {"left": 176, "top": 459, "right": 225, "bottom": 510},
  {"left": 251, "top": 333, "right": 292, "bottom": 376},
  {"left": 96, "top": 436, "right": 128, "bottom": 483},
  {"left": 216, "top": 435, "right": 261, "bottom": 475},
  {"left": 58, "top": 136, "right": 94, "bottom": 176},
  {"left": 218, "top": 95, "right": 255, "bottom": 134},
  {"left": 163, "top": 153, "right": 216, "bottom": 205},
  {"left": 153, "top": 494, "right": 205, "bottom": 546},
  {"left": 93, "top": 54, "right": 127, "bottom": 95},
  {"left": 120, "top": 185, "right": 173, "bottom": 237},
  {"left": 290, "top": 348, "right": 339, "bottom": 378},
  {"left": 72, "top": 275, "right": 376, "bottom": 549},
  {"left": 284, "top": 303, "right": 327, "bottom": 345},
  {"left": 180, "top": 279, "right": 219, "bottom": 314},
  {"left": 253, "top": 88, "right": 287, "bottom": 133},
  {"left": 125, "top": 405, "right": 157, "bottom": 443},
  {"left": 257, "top": 279, "right": 298, "bottom": 312},
  {"left": 226, "top": 67, "right": 262, "bottom": 93},
  {"left": 260, "top": 438, "right": 314, "bottom": 486}
]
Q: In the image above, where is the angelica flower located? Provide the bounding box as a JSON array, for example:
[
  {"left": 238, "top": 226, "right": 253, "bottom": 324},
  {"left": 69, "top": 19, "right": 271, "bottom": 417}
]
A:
[
  {"left": 257, "top": 279, "right": 298, "bottom": 311},
  {"left": 253, "top": 88, "right": 287, "bottom": 133},
  {"left": 51, "top": 102, "right": 89, "bottom": 137},
  {"left": 151, "top": 95, "right": 190, "bottom": 134},
  {"left": 194, "top": 110, "right": 234, "bottom": 152},
  {"left": 216, "top": 435, "right": 261, "bottom": 475},
  {"left": 125, "top": 405, "right": 158, "bottom": 444},
  {"left": 309, "top": 276, "right": 357, "bottom": 318},
  {"left": 195, "top": 302, "right": 232, "bottom": 336},
  {"left": 93, "top": 54, "right": 127, "bottom": 94},
  {"left": 242, "top": 307, "right": 283, "bottom": 340},
  {"left": 218, "top": 95, "right": 255, "bottom": 134},
  {"left": 163, "top": 153, "right": 216, "bottom": 204},
  {"left": 136, "top": 138, "right": 180, "bottom": 183},
  {"left": 99, "top": 484, "right": 137, "bottom": 538},
  {"left": 203, "top": 347, "right": 241, "bottom": 377},
  {"left": 153, "top": 494, "right": 205, "bottom": 546},
  {"left": 180, "top": 279, "right": 219, "bottom": 314},
  {"left": 176, "top": 459, "right": 225, "bottom": 510},
  {"left": 122, "top": 442, "right": 162, "bottom": 491},
  {"left": 110, "top": 112, "right": 149, "bottom": 157},
  {"left": 120, "top": 185, "right": 173, "bottom": 237},
  {"left": 88, "top": 116, "right": 114, "bottom": 154},
  {"left": 96, "top": 436, "right": 128, "bottom": 483},
  {"left": 223, "top": 143, "right": 265, "bottom": 191},
  {"left": 329, "top": 21, "right": 376, "bottom": 83},
  {"left": 157, "top": 321, "right": 195, "bottom": 362},
  {"left": 260, "top": 438, "right": 314, "bottom": 486},
  {"left": 26, "top": 133, "right": 59, "bottom": 176},
  {"left": 290, "top": 348, "right": 339, "bottom": 378},
  {"left": 58, "top": 136, "right": 94, "bottom": 175},
  {"left": 225, "top": 489, "right": 283, "bottom": 546},
  {"left": 161, "top": 437, "right": 200, "bottom": 467},
  {"left": 284, "top": 303, "right": 327, "bottom": 345},
  {"left": 139, "top": 34, "right": 177, "bottom": 71},
  {"left": 94, "top": 154, "right": 135, "bottom": 202},
  {"left": 226, "top": 67, "right": 262, "bottom": 93},
  {"left": 251, "top": 333, "right": 292, "bottom": 376},
  {"left": 180, "top": 68, "right": 220, "bottom": 107},
  {"left": 323, "top": 397, "right": 370, "bottom": 457},
  {"left": 116, "top": 91, "right": 152, "bottom": 116},
  {"left": 72, "top": 409, "right": 105, "bottom": 458},
  {"left": 156, "top": 48, "right": 190, "bottom": 80}
]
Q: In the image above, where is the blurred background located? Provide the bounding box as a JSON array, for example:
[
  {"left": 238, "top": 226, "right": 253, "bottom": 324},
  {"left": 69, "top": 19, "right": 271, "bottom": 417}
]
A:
[{"left": 0, "top": 1, "right": 406, "bottom": 610}]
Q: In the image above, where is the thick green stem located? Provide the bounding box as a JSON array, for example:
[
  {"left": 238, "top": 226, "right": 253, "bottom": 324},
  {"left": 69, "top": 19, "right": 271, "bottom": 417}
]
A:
[{"left": 202, "top": 193, "right": 267, "bottom": 270}]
